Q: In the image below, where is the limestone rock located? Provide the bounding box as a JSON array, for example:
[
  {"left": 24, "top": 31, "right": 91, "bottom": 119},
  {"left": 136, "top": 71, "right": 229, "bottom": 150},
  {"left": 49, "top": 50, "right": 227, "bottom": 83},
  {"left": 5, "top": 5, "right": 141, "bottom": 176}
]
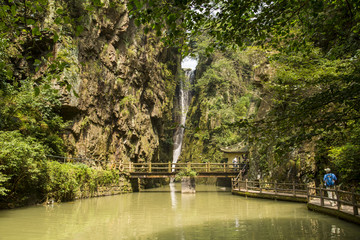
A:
[{"left": 56, "top": 1, "right": 179, "bottom": 166}]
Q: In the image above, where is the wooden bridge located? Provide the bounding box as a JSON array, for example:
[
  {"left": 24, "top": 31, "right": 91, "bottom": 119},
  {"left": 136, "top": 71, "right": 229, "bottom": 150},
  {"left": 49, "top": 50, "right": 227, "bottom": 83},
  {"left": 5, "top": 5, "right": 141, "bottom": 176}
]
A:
[
  {"left": 121, "top": 162, "right": 240, "bottom": 178},
  {"left": 307, "top": 185, "right": 360, "bottom": 224},
  {"left": 46, "top": 155, "right": 243, "bottom": 179},
  {"left": 232, "top": 179, "right": 360, "bottom": 225},
  {"left": 232, "top": 179, "right": 308, "bottom": 202}
]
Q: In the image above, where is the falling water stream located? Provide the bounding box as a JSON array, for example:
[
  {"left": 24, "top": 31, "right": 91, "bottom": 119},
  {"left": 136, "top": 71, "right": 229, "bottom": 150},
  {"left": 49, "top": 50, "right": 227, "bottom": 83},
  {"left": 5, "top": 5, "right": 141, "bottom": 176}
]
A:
[{"left": 172, "top": 70, "right": 193, "bottom": 170}]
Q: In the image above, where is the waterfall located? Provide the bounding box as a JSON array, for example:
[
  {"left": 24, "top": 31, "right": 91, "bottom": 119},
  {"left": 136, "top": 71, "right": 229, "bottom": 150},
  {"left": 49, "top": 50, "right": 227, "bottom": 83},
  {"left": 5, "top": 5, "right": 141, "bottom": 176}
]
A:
[{"left": 172, "top": 70, "right": 194, "bottom": 171}]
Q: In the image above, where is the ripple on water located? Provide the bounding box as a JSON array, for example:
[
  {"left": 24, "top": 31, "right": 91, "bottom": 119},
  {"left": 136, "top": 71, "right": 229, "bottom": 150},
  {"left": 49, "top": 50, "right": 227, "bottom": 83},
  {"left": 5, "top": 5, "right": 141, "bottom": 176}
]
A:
[{"left": 0, "top": 184, "right": 359, "bottom": 240}]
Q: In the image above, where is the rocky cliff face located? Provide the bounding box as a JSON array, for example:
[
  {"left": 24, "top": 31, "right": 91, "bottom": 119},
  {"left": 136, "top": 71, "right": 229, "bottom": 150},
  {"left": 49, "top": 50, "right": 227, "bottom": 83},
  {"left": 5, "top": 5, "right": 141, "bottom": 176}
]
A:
[
  {"left": 52, "top": 1, "right": 179, "bottom": 166},
  {"left": 181, "top": 48, "right": 270, "bottom": 164}
]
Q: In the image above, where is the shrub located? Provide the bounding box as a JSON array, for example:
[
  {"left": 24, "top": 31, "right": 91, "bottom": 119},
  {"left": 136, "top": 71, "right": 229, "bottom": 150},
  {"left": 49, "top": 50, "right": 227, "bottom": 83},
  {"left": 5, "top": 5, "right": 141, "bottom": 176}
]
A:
[
  {"left": 0, "top": 131, "right": 46, "bottom": 207},
  {"left": 175, "top": 167, "right": 197, "bottom": 181},
  {"left": 43, "top": 161, "right": 120, "bottom": 202}
]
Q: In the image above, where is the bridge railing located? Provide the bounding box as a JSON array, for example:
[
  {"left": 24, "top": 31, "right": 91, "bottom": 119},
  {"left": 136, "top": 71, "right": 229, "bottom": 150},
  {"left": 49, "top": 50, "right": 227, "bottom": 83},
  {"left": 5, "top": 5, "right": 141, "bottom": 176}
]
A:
[
  {"left": 232, "top": 179, "right": 360, "bottom": 216},
  {"left": 122, "top": 162, "right": 239, "bottom": 173},
  {"left": 307, "top": 186, "right": 360, "bottom": 215},
  {"left": 232, "top": 179, "right": 307, "bottom": 197}
]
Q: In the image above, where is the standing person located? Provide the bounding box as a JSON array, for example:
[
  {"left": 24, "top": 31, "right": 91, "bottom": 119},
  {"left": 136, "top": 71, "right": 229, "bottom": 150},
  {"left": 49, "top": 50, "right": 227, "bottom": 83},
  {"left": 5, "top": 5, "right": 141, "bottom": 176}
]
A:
[
  {"left": 232, "top": 157, "right": 238, "bottom": 171},
  {"left": 323, "top": 168, "right": 337, "bottom": 206}
]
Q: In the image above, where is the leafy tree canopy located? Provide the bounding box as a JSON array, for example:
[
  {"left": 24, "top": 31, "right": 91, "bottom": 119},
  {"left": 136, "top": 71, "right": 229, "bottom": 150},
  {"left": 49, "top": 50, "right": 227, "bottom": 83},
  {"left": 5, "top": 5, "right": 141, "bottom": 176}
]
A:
[{"left": 129, "top": 0, "right": 360, "bottom": 57}]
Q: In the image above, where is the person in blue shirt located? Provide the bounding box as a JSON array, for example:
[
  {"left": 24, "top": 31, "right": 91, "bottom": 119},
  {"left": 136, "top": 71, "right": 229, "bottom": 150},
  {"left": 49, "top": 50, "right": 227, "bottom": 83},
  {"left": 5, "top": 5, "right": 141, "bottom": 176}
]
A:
[{"left": 323, "top": 168, "right": 337, "bottom": 206}]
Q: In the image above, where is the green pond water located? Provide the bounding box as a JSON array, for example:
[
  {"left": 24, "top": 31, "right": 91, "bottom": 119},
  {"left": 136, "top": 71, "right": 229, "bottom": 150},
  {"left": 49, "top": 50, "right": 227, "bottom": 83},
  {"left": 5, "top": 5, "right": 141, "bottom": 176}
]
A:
[{"left": 0, "top": 183, "right": 359, "bottom": 240}]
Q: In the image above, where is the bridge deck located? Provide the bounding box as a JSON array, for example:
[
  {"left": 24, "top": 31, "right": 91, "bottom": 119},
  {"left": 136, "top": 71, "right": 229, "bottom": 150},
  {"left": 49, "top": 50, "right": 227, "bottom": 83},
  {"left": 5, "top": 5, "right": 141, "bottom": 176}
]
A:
[
  {"left": 232, "top": 187, "right": 307, "bottom": 203},
  {"left": 308, "top": 198, "right": 358, "bottom": 215},
  {"left": 122, "top": 162, "right": 240, "bottom": 178},
  {"left": 129, "top": 172, "right": 238, "bottom": 178},
  {"left": 308, "top": 198, "right": 360, "bottom": 224}
]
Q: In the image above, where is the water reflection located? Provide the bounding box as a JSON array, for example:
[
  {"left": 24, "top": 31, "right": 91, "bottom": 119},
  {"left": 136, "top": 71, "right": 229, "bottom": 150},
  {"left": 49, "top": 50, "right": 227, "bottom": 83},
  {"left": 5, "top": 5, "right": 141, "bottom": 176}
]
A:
[
  {"left": 0, "top": 184, "right": 359, "bottom": 240},
  {"left": 170, "top": 182, "right": 177, "bottom": 209},
  {"left": 152, "top": 217, "right": 359, "bottom": 240}
]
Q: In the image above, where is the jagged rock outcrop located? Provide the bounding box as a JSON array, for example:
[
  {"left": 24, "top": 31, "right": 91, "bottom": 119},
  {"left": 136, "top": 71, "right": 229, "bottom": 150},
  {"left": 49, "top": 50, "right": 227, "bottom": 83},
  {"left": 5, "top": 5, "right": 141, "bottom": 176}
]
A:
[{"left": 52, "top": 1, "right": 179, "bottom": 166}]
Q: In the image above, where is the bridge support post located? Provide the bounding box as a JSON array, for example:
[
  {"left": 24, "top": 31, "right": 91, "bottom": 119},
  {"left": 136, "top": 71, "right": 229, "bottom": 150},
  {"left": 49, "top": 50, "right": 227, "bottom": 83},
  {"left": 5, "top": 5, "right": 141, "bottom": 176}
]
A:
[
  {"left": 306, "top": 184, "right": 310, "bottom": 202},
  {"left": 187, "top": 162, "right": 191, "bottom": 169},
  {"left": 352, "top": 189, "right": 358, "bottom": 215},
  {"left": 130, "top": 178, "right": 140, "bottom": 192},
  {"left": 336, "top": 186, "right": 341, "bottom": 211},
  {"left": 181, "top": 177, "right": 196, "bottom": 194},
  {"left": 320, "top": 187, "right": 324, "bottom": 207},
  {"left": 293, "top": 181, "right": 296, "bottom": 196},
  {"left": 259, "top": 180, "right": 262, "bottom": 193}
]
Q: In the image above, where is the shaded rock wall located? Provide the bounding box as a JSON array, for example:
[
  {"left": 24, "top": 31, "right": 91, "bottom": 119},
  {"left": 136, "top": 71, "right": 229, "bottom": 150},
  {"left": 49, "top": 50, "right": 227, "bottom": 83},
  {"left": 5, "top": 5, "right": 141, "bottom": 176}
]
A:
[{"left": 54, "top": 1, "right": 179, "bottom": 166}]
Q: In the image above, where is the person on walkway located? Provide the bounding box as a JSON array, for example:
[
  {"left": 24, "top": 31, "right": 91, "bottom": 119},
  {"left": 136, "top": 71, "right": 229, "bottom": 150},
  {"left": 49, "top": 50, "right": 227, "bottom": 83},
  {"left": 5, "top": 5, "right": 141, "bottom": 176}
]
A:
[
  {"left": 232, "top": 157, "right": 238, "bottom": 171},
  {"left": 323, "top": 168, "right": 337, "bottom": 206}
]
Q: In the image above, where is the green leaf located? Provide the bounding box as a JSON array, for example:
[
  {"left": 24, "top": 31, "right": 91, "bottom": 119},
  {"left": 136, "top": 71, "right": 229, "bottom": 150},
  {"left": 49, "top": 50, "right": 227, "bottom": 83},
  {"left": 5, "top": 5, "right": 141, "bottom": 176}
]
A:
[
  {"left": 72, "top": 89, "right": 79, "bottom": 98},
  {"left": 134, "top": 0, "right": 143, "bottom": 9},
  {"left": 54, "top": 17, "right": 62, "bottom": 25},
  {"left": 56, "top": 9, "right": 64, "bottom": 15},
  {"left": 32, "top": 27, "right": 41, "bottom": 36},
  {"left": 53, "top": 31, "right": 59, "bottom": 43},
  {"left": 34, "top": 59, "right": 41, "bottom": 66},
  {"left": 10, "top": 5, "right": 17, "bottom": 16},
  {"left": 43, "top": 84, "right": 51, "bottom": 90},
  {"left": 66, "top": 84, "right": 72, "bottom": 92},
  {"left": 75, "top": 25, "right": 84, "bottom": 36},
  {"left": 26, "top": 19, "right": 35, "bottom": 25},
  {"left": 135, "top": 19, "right": 141, "bottom": 26},
  {"left": 34, "top": 86, "right": 40, "bottom": 96}
]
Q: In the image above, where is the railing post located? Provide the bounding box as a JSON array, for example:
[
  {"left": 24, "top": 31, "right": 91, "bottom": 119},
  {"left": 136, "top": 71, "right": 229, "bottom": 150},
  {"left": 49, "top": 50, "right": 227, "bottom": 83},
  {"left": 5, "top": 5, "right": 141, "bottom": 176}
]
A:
[
  {"left": 352, "top": 189, "right": 358, "bottom": 215},
  {"left": 129, "top": 162, "right": 133, "bottom": 172},
  {"left": 274, "top": 181, "right": 277, "bottom": 195},
  {"left": 207, "top": 162, "right": 210, "bottom": 172},
  {"left": 223, "top": 163, "right": 226, "bottom": 172},
  {"left": 187, "top": 162, "right": 191, "bottom": 169},
  {"left": 245, "top": 179, "right": 248, "bottom": 192},
  {"left": 259, "top": 179, "right": 262, "bottom": 193},
  {"left": 292, "top": 181, "right": 296, "bottom": 196},
  {"left": 320, "top": 186, "right": 324, "bottom": 207},
  {"left": 306, "top": 184, "right": 309, "bottom": 202},
  {"left": 168, "top": 162, "right": 171, "bottom": 173},
  {"left": 149, "top": 162, "right": 152, "bottom": 173},
  {"left": 336, "top": 186, "right": 341, "bottom": 211}
]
